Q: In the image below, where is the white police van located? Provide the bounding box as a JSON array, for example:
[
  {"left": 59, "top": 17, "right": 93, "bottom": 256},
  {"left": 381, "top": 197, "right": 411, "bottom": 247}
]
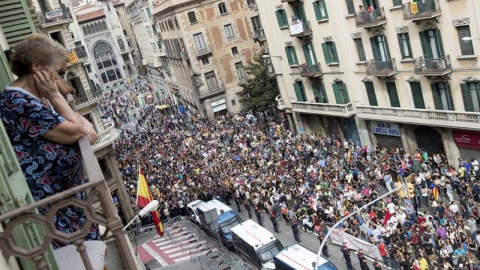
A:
[
  {"left": 274, "top": 244, "right": 338, "bottom": 270},
  {"left": 231, "top": 219, "right": 284, "bottom": 270}
]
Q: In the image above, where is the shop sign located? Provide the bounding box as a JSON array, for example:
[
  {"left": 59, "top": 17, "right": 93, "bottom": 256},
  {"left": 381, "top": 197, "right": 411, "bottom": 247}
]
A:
[
  {"left": 370, "top": 121, "right": 400, "bottom": 137},
  {"left": 453, "top": 130, "right": 480, "bottom": 149}
]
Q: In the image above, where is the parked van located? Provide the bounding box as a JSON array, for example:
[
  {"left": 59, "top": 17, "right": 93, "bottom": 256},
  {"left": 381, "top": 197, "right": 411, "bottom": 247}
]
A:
[
  {"left": 274, "top": 244, "right": 337, "bottom": 270},
  {"left": 232, "top": 219, "right": 283, "bottom": 270},
  {"left": 186, "top": 199, "right": 205, "bottom": 224},
  {"left": 196, "top": 199, "right": 242, "bottom": 249}
]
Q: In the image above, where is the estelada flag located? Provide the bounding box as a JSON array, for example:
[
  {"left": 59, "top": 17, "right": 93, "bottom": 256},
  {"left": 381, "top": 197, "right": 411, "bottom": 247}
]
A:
[{"left": 136, "top": 167, "right": 164, "bottom": 237}]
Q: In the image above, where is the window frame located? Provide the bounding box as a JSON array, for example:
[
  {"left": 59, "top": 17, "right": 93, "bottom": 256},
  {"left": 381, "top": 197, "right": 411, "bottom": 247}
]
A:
[
  {"left": 285, "top": 45, "right": 299, "bottom": 66},
  {"left": 457, "top": 25, "right": 475, "bottom": 56},
  {"left": 322, "top": 41, "right": 339, "bottom": 64},
  {"left": 364, "top": 82, "right": 378, "bottom": 106},
  {"left": 205, "top": 71, "right": 219, "bottom": 91},
  {"left": 275, "top": 9, "right": 288, "bottom": 28},
  {"left": 218, "top": 2, "right": 228, "bottom": 15},
  {"left": 193, "top": 33, "right": 207, "bottom": 51},
  {"left": 313, "top": 0, "right": 328, "bottom": 21},
  {"left": 354, "top": 38, "right": 366, "bottom": 62},
  {"left": 187, "top": 11, "right": 198, "bottom": 24},
  {"left": 410, "top": 82, "right": 426, "bottom": 109},
  {"left": 397, "top": 32, "right": 413, "bottom": 59},
  {"left": 235, "top": 62, "right": 247, "bottom": 80},
  {"left": 431, "top": 82, "right": 454, "bottom": 110},
  {"left": 224, "top": 24, "right": 235, "bottom": 40}
]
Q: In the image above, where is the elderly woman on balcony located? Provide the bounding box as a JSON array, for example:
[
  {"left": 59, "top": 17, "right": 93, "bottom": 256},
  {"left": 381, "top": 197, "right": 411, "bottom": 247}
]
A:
[{"left": 0, "top": 34, "right": 99, "bottom": 248}]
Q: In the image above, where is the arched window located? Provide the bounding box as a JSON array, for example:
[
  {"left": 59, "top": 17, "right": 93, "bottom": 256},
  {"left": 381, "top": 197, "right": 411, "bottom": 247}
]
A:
[
  {"left": 118, "top": 39, "right": 125, "bottom": 51},
  {"left": 82, "top": 26, "right": 87, "bottom": 35},
  {"left": 87, "top": 25, "right": 93, "bottom": 34},
  {"left": 102, "top": 21, "right": 107, "bottom": 30},
  {"left": 94, "top": 42, "right": 114, "bottom": 59},
  {"left": 94, "top": 23, "right": 100, "bottom": 32}
]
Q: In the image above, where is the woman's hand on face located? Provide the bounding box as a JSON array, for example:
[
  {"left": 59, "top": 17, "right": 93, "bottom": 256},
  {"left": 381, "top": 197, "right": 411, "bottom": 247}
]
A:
[{"left": 33, "top": 69, "right": 60, "bottom": 100}]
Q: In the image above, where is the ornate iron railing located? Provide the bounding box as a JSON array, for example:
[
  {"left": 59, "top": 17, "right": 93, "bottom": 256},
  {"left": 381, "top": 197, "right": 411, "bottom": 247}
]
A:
[
  {"left": 299, "top": 63, "right": 322, "bottom": 77},
  {"left": 366, "top": 58, "right": 397, "bottom": 76},
  {"left": 413, "top": 55, "right": 451, "bottom": 75},
  {"left": 39, "top": 7, "right": 72, "bottom": 26},
  {"left": 355, "top": 7, "right": 386, "bottom": 28},
  {"left": 0, "top": 137, "right": 137, "bottom": 270},
  {"left": 402, "top": 0, "right": 441, "bottom": 20}
]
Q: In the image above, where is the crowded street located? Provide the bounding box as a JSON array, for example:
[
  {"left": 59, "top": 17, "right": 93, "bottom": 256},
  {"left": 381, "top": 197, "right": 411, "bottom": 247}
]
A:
[{"left": 96, "top": 78, "right": 480, "bottom": 270}]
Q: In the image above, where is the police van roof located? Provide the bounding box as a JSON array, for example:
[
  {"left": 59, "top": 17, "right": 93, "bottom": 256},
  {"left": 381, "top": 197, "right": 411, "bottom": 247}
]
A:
[
  {"left": 197, "top": 199, "right": 233, "bottom": 216},
  {"left": 275, "top": 244, "right": 327, "bottom": 270},
  {"left": 231, "top": 219, "right": 276, "bottom": 251},
  {"left": 187, "top": 199, "right": 204, "bottom": 209}
]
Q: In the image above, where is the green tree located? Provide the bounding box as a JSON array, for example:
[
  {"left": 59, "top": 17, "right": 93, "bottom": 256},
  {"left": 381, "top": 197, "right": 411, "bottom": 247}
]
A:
[{"left": 238, "top": 49, "right": 279, "bottom": 112}]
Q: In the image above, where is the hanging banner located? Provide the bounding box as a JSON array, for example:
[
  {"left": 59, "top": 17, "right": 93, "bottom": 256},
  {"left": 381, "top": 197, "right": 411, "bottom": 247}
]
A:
[
  {"left": 328, "top": 228, "right": 383, "bottom": 260},
  {"left": 453, "top": 130, "right": 480, "bottom": 150},
  {"left": 370, "top": 121, "right": 401, "bottom": 137}
]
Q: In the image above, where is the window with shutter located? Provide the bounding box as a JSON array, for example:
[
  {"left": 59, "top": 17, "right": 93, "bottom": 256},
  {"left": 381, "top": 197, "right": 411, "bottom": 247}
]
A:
[
  {"left": 188, "top": 11, "right": 197, "bottom": 24},
  {"left": 322, "top": 42, "right": 339, "bottom": 64},
  {"left": 397, "top": 33, "right": 413, "bottom": 59},
  {"left": 465, "top": 82, "right": 480, "bottom": 112},
  {"left": 313, "top": 0, "right": 328, "bottom": 20},
  {"left": 354, "top": 39, "right": 366, "bottom": 61},
  {"left": 364, "top": 82, "right": 378, "bottom": 106},
  {"left": 461, "top": 83, "right": 474, "bottom": 112},
  {"left": 312, "top": 82, "right": 328, "bottom": 103},
  {"left": 431, "top": 82, "right": 454, "bottom": 110},
  {"left": 333, "top": 82, "right": 350, "bottom": 104},
  {"left": 275, "top": 10, "right": 288, "bottom": 28},
  {"left": 386, "top": 82, "right": 400, "bottom": 107},
  {"left": 410, "top": 82, "right": 425, "bottom": 109},
  {"left": 457, "top": 26, "right": 475, "bottom": 55},
  {"left": 346, "top": 0, "right": 355, "bottom": 14},
  {"left": 419, "top": 31, "right": 433, "bottom": 59},
  {"left": 294, "top": 82, "right": 307, "bottom": 102},
  {"left": 285, "top": 46, "right": 299, "bottom": 66}
]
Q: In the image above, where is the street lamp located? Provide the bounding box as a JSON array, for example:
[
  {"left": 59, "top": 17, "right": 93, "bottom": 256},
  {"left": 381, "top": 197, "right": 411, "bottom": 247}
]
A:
[
  {"left": 123, "top": 200, "right": 160, "bottom": 231},
  {"left": 462, "top": 36, "right": 480, "bottom": 42}
]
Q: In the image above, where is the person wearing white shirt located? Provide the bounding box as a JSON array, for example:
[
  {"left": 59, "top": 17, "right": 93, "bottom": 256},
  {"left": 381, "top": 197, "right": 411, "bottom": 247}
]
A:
[
  {"left": 386, "top": 202, "right": 396, "bottom": 214},
  {"left": 449, "top": 201, "right": 459, "bottom": 215}
]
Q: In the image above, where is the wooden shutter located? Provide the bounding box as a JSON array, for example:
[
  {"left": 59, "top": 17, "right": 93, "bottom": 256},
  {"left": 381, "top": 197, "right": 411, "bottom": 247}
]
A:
[
  {"left": 431, "top": 83, "right": 442, "bottom": 110},
  {"left": 320, "top": 83, "right": 328, "bottom": 103},
  {"left": 365, "top": 82, "right": 378, "bottom": 106},
  {"left": 397, "top": 34, "right": 406, "bottom": 59},
  {"left": 370, "top": 37, "right": 382, "bottom": 61},
  {"left": 355, "top": 39, "right": 366, "bottom": 61},
  {"left": 332, "top": 82, "right": 342, "bottom": 104},
  {"left": 322, "top": 1, "right": 329, "bottom": 19},
  {"left": 420, "top": 31, "right": 433, "bottom": 59},
  {"left": 285, "top": 47, "right": 293, "bottom": 65},
  {"left": 386, "top": 82, "right": 400, "bottom": 107},
  {"left": 339, "top": 83, "right": 350, "bottom": 103},
  {"left": 435, "top": 29, "right": 445, "bottom": 58},
  {"left": 294, "top": 83, "right": 302, "bottom": 101},
  {"left": 458, "top": 26, "right": 474, "bottom": 55},
  {"left": 0, "top": 0, "right": 37, "bottom": 49},
  {"left": 275, "top": 10, "right": 287, "bottom": 27},
  {"left": 384, "top": 36, "right": 391, "bottom": 60},
  {"left": 303, "top": 43, "right": 313, "bottom": 65},
  {"left": 410, "top": 82, "right": 425, "bottom": 109},
  {"left": 445, "top": 83, "right": 454, "bottom": 110},
  {"left": 331, "top": 42, "right": 339, "bottom": 63},
  {"left": 346, "top": 0, "right": 355, "bottom": 14},
  {"left": 461, "top": 83, "right": 474, "bottom": 112},
  {"left": 322, "top": 43, "right": 330, "bottom": 63},
  {"left": 313, "top": 1, "right": 321, "bottom": 20},
  {"left": 312, "top": 82, "right": 321, "bottom": 101}
]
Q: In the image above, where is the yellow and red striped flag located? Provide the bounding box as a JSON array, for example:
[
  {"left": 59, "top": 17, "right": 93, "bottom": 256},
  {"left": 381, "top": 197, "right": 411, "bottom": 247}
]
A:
[
  {"left": 67, "top": 49, "right": 79, "bottom": 63},
  {"left": 136, "top": 167, "right": 164, "bottom": 237},
  {"left": 432, "top": 186, "right": 439, "bottom": 202}
]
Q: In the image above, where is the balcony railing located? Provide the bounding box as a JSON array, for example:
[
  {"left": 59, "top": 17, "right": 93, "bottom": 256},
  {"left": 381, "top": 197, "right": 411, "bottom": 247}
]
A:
[
  {"left": 291, "top": 101, "right": 355, "bottom": 118},
  {"left": 299, "top": 63, "right": 322, "bottom": 78},
  {"left": 39, "top": 7, "right": 73, "bottom": 27},
  {"left": 92, "top": 122, "right": 120, "bottom": 152},
  {"left": 195, "top": 47, "right": 212, "bottom": 57},
  {"left": 414, "top": 55, "right": 451, "bottom": 76},
  {"left": 366, "top": 58, "right": 397, "bottom": 76},
  {"left": 290, "top": 20, "right": 312, "bottom": 37},
  {"left": 180, "top": 52, "right": 189, "bottom": 60},
  {"left": 402, "top": 0, "right": 441, "bottom": 21},
  {"left": 356, "top": 105, "right": 480, "bottom": 130},
  {"left": 281, "top": 0, "right": 302, "bottom": 3},
  {"left": 0, "top": 137, "right": 137, "bottom": 270},
  {"left": 247, "top": 0, "right": 257, "bottom": 10},
  {"left": 198, "top": 85, "right": 226, "bottom": 99},
  {"left": 253, "top": 29, "right": 266, "bottom": 41},
  {"left": 73, "top": 87, "right": 103, "bottom": 108},
  {"left": 355, "top": 7, "right": 387, "bottom": 28}
]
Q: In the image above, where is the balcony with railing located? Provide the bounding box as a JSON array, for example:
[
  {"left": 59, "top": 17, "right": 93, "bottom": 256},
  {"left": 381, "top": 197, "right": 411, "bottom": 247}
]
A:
[
  {"left": 356, "top": 105, "right": 480, "bottom": 130},
  {"left": 38, "top": 7, "right": 73, "bottom": 28},
  {"left": 72, "top": 86, "right": 103, "bottom": 109},
  {"left": 290, "top": 20, "right": 312, "bottom": 37},
  {"left": 195, "top": 46, "right": 212, "bottom": 57},
  {"left": 198, "top": 85, "right": 226, "bottom": 99},
  {"left": 291, "top": 101, "right": 355, "bottom": 118},
  {"left": 253, "top": 29, "right": 266, "bottom": 41},
  {"left": 74, "top": 46, "right": 87, "bottom": 59},
  {"left": 402, "top": 0, "right": 441, "bottom": 21},
  {"left": 366, "top": 58, "right": 397, "bottom": 76},
  {"left": 299, "top": 63, "right": 322, "bottom": 78},
  {"left": 0, "top": 137, "right": 138, "bottom": 270},
  {"left": 92, "top": 122, "right": 120, "bottom": 152},
  {"left": 355, "top": 7, "right": 387, "bottom": 28},
  {"left": 414, "top": 55, "right": 451, "bottom": 76},
  {"left": 247, "top": 0, "right": 257, "bottom": 10}
]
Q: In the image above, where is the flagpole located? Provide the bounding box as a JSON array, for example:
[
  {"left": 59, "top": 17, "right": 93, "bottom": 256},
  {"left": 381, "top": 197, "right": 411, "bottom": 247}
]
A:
[{"left": 135, "top": 163, "right": 140, "bottom": 206}]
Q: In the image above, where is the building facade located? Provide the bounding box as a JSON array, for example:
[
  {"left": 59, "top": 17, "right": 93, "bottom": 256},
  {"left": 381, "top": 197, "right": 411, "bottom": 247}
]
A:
[
  {"left": 126, "top": 0, "right": 171, "bottom": 103},
  {"left": 258, "top": 0, "right": 480, "bottom": 167},
  {"left": 69, "top": 0, "right": 138, "bottom": 87},
  {"left": 153, "top": 0, "right": 263, "bottom": 118}
]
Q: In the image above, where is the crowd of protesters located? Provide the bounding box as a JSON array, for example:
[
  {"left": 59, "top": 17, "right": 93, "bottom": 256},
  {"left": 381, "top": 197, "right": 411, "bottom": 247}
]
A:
[{"left": 100, "top": 79, "right": 480, "bottom": 270}]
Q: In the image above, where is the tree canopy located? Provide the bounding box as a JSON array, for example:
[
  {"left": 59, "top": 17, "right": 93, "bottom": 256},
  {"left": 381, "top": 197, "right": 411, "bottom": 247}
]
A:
[{"left": 238, "top": 49, "right": 279, "bottom": 112}]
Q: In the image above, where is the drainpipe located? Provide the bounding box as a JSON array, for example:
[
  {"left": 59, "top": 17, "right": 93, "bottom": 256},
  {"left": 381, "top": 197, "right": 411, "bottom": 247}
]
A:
[{"left": 474, "top": 0, "right": 480, "bottom": 40}]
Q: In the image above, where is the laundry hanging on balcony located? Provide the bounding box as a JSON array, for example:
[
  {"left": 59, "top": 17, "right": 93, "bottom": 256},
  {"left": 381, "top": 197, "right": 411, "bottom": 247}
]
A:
[
  {"left": 67, "top": 49, "right": 79, "bottom": 63},
  {"left": 410, "top": 2, "right": 419, "bottom": 14}
]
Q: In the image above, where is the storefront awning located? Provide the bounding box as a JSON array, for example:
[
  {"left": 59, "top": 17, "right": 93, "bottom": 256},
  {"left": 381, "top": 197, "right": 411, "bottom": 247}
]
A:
[{"left": 453, "top": 129, "right": 480, "bottom": 150}]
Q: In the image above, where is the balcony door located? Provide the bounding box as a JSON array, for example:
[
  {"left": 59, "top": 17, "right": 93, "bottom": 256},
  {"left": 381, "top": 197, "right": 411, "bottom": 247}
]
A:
[
  {"left": 294, "top": 81, "right": 307, "bottom": 102},
  {"left": 292, "top": 4, "right": 307, "bottom": 22},
  {"left": 370, "top": 35, "right": 390, "bottom": 62},
  {"left": 420, "top": 29, "right": 444, "bottom": 59},
  {"left": 362, "top": 0, "right": 379, "bottom": 9},
  {"left": 302, "top": 43, "right": 318, "bottom": 66},
  {"left": 251, "top": 16, "right": 262, "bottom": 32}
]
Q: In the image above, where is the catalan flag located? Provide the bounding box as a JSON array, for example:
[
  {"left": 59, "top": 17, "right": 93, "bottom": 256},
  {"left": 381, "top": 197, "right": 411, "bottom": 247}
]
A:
[
  {"left": 136, "top": 166, "right": 164, "bottom": 237},
  {"left": 67, "top": 49, "right": 79, "bottom": 64},
  {"left": 410, "top": 2, "right": 418, "bottom": 14},
  {"left": 432, "top": 186, "right": 439, "bottom": 202}
]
